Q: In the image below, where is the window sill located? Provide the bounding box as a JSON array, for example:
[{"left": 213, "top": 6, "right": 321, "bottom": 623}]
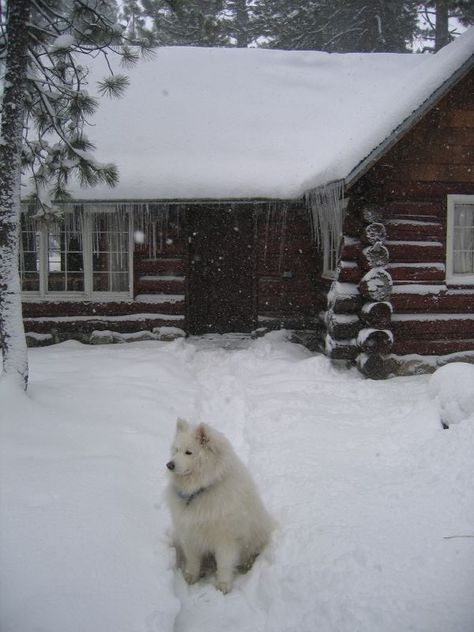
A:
[
  {"left": 446, "top": 275, "right": 474, "bottom": 286},
  {"left": 22, "top": 293, "right": 134, "bottom": 303}
]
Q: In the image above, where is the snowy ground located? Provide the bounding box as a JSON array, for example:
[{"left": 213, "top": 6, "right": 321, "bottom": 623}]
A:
[{"left": 1, "top": 333, "right": 474, "bottom": 632}]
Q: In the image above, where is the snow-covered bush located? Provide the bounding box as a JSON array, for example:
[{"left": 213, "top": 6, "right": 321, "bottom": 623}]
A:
[{"left": 428, "top": 362, "right": 474, "bottom": 427}]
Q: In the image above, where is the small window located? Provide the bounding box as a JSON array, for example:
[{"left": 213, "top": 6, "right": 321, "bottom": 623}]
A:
[
  {"left": 447, "top": 195, "right": 474, "bottom": 284},
  {"left": 322, "top": 225, "right": 342, "bottom": 278}
]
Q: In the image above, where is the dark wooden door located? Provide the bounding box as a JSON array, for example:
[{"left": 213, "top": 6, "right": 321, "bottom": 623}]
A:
[{"left": 186, "top": 205, "right": 256, "bottom": 334}]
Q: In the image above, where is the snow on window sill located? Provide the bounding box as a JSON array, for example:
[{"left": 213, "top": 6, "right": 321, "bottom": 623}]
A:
[
  {"left": 446, "top": 275, "right": 474, "bottom": 286},
  {"left": 22, "top": 292, "right": 133, "bottom": 303}
]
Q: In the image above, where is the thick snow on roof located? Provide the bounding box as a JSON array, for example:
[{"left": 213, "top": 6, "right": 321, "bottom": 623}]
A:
[{"left": 50, "top": 29, "right": 474, "bottom": 200}]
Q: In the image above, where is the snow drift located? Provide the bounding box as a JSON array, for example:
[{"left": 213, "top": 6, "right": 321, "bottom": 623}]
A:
[{"left": 1, "top": 335, "right": 474, "bottom": 632}]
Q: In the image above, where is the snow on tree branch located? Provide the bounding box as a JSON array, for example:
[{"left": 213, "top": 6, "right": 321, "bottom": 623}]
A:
[{"left": 2, "top": 0, "right": 156, "bottom": 209}]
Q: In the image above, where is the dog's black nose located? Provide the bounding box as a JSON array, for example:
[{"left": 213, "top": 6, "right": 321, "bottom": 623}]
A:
[{"left": 166, "top": 461, "right": 175, "bottom": 471}]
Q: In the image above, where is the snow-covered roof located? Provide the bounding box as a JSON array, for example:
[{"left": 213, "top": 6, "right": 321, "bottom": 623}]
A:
[{"left": 38, "top": 28, "right": 474, "bottom": 201}]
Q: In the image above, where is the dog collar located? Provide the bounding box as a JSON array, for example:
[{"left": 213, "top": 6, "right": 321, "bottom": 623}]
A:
[{"left": 176, "top": 486, "right": 208, "bottom": 506}]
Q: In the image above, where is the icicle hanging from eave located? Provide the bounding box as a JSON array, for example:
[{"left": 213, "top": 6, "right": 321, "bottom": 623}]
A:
[
  {"left": 51, "top": 201, "right": 172, "bottom": 260},
  {"left": 304, "top": 180, "right": 346, "bottom": 249}
]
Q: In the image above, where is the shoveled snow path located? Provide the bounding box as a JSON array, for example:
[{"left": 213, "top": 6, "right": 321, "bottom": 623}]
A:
[
  {"left": 170, "top": 335, "right": 474, "bottom": 632},
  {"left": 1, "top": 334, "right": 473, "bottom": 632}
]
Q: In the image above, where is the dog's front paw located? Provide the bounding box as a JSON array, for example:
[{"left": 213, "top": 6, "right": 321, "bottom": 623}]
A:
[
  {"left": 183, "top": 569, "right": 199, "bottom": 585},
  {"left": 215, "top": 579, "right": 232, "bottom": 594}
]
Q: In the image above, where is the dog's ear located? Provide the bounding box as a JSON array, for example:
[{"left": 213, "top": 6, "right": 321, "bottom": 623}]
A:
[
  {"left": 195, "top": 423, "right": 210, "bottom": 446},
  {"left": 176, "top": 418, "right": 189, "bottom": 432}
]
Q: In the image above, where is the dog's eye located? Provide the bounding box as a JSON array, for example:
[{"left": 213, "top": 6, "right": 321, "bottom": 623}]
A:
[{"left": 185, "top": 450, "right": 193, "bottom": 455}]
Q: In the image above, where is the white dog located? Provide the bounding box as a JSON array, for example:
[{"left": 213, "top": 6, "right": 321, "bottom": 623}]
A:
[{"left": 166, "top": 418, "right": 274, "bottom": 593}]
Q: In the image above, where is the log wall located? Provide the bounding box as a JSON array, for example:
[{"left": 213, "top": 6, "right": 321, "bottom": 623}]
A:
[
  {"left": 345, "top": 67, "right": 474, "bottom": 366},
  {"left": 22, "top": 202, "right": 324, "bottom": 341}
]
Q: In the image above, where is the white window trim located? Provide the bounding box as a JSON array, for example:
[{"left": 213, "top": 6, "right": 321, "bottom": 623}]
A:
[
  {"left": 321, "top": 230, "right": 341, "bottom": 280},
  {"left": 21, "top": 209, "right": 134, "bottom": 302},
  {"left": 446, "top": 194, "right": 474, "bottom": 285}
]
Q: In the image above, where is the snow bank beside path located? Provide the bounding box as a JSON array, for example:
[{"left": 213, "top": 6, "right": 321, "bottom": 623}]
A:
[
  {"left": 1, "top": 335, "right": 474, "bottom": 632},
  {"left": 0, "top": 341, "right": 186, "bottom": 632},
  {"left": 428, "top": 362, "right": 474, "bottom": 427}
]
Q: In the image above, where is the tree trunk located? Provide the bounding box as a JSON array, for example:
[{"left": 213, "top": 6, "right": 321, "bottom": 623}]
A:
[
  {"left": 435, "top": 0, "right": 450, "bottom": 51},
  {"left": 0, "top": 0, "right": 31, "bottom": 390},
  {"left": 234, "top": 0, "right": 250, "bottom": 47}
]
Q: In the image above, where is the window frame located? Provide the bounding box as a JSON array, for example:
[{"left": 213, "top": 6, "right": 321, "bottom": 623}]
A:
[
  {"left": 321, "top": 229, "right": 340, "bottom": 280},
  {"left": 21, "top": 207, "right": 134, "bottom": 302},
  {"left": 446, "top": 194, "right": 474, "bottom": 285}
]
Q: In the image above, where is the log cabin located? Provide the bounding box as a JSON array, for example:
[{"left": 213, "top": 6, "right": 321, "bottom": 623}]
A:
[{"left": 20, "top": 29, "right": 474, "bottom": 378}]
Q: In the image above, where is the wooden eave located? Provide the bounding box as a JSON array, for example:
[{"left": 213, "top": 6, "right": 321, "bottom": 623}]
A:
[{"left": 344, "top": 53, "right": 474, "bottom": 191}]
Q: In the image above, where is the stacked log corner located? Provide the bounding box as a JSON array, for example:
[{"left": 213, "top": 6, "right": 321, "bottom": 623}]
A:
[
  {"left": 324, "top": 205, "right": 363, "bottom": 363},
  {"left": 357, "top": 205, "right": 394, "bottom": 379}
]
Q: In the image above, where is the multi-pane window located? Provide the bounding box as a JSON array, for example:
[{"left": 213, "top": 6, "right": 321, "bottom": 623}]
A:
[
  {"left": 322, "top": 224, "right": 343, "bottom": 278},
  {"left": 47, "top": 218, "right": 84, "bottom": 292},
  {"left": 20, "top": 216, "right": 40, "bottom": 292},
  {"left": 20, "top": 207, "right": 132, "bottom": 297},
  {"left": 452, "top": 204, "right": 474, "bottom": 273},
  {"left": 91, "top": 212, "right": 130, "bottom": 292},
  {"left": 447, "top": 195, "right": 474, "bottom": 283}
]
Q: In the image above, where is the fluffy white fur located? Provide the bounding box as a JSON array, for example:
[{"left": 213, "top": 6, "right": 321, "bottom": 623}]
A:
[{"left": 166, "top": 418, "right": 274, "bottom": 593}]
